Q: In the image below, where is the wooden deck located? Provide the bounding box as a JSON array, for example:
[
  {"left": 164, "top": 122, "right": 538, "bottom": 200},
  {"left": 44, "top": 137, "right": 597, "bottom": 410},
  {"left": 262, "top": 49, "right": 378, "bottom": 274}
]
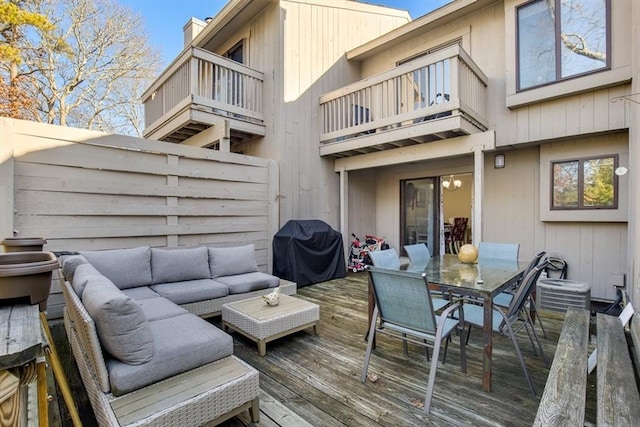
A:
[{"left": 47, "top": 272, "right": 597, "bottom": 426}]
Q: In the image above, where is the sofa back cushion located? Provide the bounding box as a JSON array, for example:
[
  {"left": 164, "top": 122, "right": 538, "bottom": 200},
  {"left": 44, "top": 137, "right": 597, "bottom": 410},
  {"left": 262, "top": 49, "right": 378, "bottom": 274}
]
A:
[
  {"left": 151, "top": 246, "right": 211, "bottom": 284},
  {"left": 208, "top": 244, "right": 259, "bottom": 277},
  {"left": 60, "top": 254, "right": 89, "bottom": 284},
  {"left": 80, "top": 246, "right": 152, "bottom": 289},
  {"left": 71, "top": 263, "right": 103, "bottom": 298},
  {"left": 82, "top": 275, "right": 154, "bottom": 365}
]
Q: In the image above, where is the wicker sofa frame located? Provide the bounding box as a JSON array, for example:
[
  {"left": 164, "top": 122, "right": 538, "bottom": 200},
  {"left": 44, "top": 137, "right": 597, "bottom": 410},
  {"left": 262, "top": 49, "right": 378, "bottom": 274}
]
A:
[{"left": 61, "top": 273, "right": 263, "bottom": 426}]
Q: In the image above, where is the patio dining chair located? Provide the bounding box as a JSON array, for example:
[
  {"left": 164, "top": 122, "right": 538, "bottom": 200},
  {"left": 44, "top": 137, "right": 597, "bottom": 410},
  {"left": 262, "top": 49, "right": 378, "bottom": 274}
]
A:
[
  {"left": 367, "top": 247, "right": 401, "bottom": 269},
  {"left": 462, "top": 264, "right": 549, "bottom": 396},
  {"left": 369, "top": 248, "right": 449, "bottom": 313},
  {"left": 404, "top": 243, "right": 449, "bottom": 301},
  {"left": 362, "top": 267, "right": 467, "bottom": 414},
  {"left": 465, "top": 241, "right": 520, "bottom": 307},
  {"left": 493, "top": 251, "right": 548, "bottom": 337},
  {"left": 404, "top": 243, "right": 431, "bottom": 264},
  {"left": 477, "top": 241, "right": 520, "bottom": 261}
]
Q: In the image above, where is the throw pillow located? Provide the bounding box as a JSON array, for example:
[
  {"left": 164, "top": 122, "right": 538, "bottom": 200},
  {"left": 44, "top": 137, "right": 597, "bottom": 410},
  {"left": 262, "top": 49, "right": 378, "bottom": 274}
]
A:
[
  {"left": 80, "top": 246, "right": 152, "bottom": 289},
  {"left": 82, "top": 276, "right": 154, "bottom": 365},
  {"left": 208, "top": 244, "right": 259, "bottom": 277},
  {"left": 151, "top": 246, "right": 210, "bottom": 284}
]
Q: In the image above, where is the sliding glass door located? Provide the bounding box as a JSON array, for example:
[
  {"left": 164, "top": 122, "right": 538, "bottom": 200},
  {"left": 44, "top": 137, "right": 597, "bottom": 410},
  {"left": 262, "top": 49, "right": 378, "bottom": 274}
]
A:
[{"left": 401, "top": 178, "right": 439, "bottom": 256}]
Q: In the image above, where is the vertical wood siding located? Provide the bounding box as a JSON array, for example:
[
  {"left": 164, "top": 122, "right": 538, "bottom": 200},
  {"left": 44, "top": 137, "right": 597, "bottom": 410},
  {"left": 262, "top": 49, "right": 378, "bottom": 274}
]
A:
[
  {"left": 0, "top": 118, "right": 278, "bottom": 319},
  {"left": 274, "top": 1, "right": 409, "bottom": 225},
  {"left": 482, "top": 145, "right": 627, "bottom": 301}
]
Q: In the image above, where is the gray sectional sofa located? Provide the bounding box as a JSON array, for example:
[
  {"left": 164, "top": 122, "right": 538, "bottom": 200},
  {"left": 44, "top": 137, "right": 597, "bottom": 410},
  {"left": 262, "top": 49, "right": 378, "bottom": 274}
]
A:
[{"left": 59, "top": 244, "right": 296, "bottom": 426}]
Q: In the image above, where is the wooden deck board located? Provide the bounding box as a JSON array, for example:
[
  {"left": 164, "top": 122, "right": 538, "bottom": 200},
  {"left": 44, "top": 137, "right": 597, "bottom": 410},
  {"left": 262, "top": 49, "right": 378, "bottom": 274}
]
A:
[{"left": 47, "top": 273, "right": 599, "bottom": 426}]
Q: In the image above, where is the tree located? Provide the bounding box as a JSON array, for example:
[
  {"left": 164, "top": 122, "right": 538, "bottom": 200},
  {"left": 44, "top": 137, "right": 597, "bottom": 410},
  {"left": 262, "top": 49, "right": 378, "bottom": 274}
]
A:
[
  {"left": 2, "top": 0, "right": 162, "bottom": 136},
  {"left": 0, "top": 0, "right": 54, "bottom": 119}
]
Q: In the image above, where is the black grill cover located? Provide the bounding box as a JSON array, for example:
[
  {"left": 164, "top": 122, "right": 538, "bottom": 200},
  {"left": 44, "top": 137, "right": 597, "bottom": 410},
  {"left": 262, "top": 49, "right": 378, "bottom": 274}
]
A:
[{"left": 273, "top": 220, "right": 346, "bottom": 287}]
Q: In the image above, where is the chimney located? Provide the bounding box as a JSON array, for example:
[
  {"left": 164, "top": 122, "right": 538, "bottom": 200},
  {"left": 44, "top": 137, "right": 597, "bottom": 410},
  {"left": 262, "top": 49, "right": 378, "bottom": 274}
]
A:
[{"left": 183, "top": 17, "right": 207, "bottom": 47}]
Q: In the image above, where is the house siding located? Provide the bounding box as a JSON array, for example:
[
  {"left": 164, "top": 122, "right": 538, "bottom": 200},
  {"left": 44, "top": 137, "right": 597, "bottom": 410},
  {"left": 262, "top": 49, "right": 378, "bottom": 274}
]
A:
[
  {"left": 141, "top": 0, "right": 638, "bottom": 303},
  {"left": 225, "top": 0, "right": 410, "bottom": 226},
  {"left": 337, "top": 0, "right": 631, "bottom": 300}
]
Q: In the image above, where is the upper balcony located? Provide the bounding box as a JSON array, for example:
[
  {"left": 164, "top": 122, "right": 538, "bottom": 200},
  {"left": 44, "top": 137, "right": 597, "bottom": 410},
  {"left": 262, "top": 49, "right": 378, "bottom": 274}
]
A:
[
  {"left": 142, "top": 47, "right": 265, "bottom": 146},
  {"left": 319, "top": 45, "right": 488, "bottom": 158}
]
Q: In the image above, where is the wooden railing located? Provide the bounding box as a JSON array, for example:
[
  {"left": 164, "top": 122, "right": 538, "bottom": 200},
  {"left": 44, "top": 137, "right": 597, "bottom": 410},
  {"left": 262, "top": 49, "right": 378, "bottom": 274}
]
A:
[
  {"left": 319, "top": 45, "right": 488, "bottom": 143},
  {"left": 143, "top": 47, "right": 264, "bottom": 130}
]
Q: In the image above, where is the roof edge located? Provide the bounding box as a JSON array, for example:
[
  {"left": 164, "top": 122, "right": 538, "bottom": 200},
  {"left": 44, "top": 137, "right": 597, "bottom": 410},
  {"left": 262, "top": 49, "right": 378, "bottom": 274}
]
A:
[{"left": 347, "top": 0, "right": 492, "bottom": 61}]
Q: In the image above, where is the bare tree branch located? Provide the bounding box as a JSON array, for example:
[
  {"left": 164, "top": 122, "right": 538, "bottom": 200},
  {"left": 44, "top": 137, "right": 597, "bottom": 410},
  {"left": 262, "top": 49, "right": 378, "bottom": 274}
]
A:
[{"left": 3, "top": 0, "right": 162, "bottom": 135}]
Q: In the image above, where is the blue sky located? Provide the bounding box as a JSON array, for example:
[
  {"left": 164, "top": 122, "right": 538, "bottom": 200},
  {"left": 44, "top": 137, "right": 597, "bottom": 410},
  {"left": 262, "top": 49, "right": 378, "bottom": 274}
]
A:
[{"left": 117, "top": 1, "right": 452, "bottom": 67}]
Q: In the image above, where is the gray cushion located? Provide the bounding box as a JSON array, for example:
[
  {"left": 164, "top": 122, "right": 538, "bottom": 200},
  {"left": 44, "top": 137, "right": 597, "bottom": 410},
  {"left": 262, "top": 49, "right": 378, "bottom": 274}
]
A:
[
  {"left": 71, "top": 263, "right": 103, "bottom": 298},
  {"left": 60, "top": 255, "right": 88, "bottom": 283},
  {"left": 80, "top": 246, "right": 152, "bottom": 289},
  {"left": 216, "top": 272, "right": 280, "bottom": 294},
  {"left": 150, "top": 279, "right": 229, "bottom": 305},
  {"left": 151, "top": 246, "right": 211, "bottom": 284},
  {"left": 106, "top": 313, "right": 233, "bottom": 396},
  {"left": 138, "top": 297, "right": 188, "bottom": 321},
  {"left": 208, "top": 244, "right": 259, "bottom": 277},
  {"left": 82, "top": 277, "right": 154, "bottom": 365},
  {"left": 121, "top": 286, "right": 160, "bottom": 301}
]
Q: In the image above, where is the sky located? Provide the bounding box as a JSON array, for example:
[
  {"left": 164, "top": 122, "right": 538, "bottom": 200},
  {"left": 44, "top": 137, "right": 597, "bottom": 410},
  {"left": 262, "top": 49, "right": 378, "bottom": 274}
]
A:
[{"left": 117, "top": 0, "right": 452, "bottom": 67}]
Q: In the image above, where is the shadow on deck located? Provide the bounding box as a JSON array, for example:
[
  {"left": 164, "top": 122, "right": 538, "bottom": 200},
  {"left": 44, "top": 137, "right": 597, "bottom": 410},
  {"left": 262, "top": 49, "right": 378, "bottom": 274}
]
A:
[{"left": 47, "top": 272, "right": 597, "bottom": 426}]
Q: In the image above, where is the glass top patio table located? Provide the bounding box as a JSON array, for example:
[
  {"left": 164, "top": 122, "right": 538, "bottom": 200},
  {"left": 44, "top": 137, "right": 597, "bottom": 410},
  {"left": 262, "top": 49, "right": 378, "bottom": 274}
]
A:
[
  {"left": 368, "top": 254, "right": 527, "bottom": 393},
  {"left": 407, "top": 255, "right": 527, "bottom": 299}
]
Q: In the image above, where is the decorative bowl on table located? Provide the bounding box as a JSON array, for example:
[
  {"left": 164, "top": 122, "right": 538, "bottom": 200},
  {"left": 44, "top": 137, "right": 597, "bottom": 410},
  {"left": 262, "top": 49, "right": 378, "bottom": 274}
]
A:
[{"left": 458, "top": 244, "right": 478, "bottom": 264}]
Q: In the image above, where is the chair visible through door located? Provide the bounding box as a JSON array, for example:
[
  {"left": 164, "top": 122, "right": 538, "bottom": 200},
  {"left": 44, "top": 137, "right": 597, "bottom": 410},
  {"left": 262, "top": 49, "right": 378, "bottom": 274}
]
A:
[
  {"left": 416, "top": 218, "right": 429, "bottom": 245},
  {"left": 446, "top": 217, "right": 468, "bottom": 254}
]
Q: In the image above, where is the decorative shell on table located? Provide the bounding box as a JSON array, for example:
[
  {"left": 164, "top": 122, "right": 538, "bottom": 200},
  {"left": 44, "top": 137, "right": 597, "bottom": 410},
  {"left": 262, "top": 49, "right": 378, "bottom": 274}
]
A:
[{"left": 262, "top": 287, "right": 281, "bottom": 306}]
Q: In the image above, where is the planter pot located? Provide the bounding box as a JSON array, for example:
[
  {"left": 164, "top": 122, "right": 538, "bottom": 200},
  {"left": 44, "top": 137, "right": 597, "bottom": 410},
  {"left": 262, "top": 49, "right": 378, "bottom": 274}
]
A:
[
  {"left": 2, "top": 237, "right": 47, "bottom": 253},
  {"left": 0, "top": 251, "right": 58, "bottom": 311}
]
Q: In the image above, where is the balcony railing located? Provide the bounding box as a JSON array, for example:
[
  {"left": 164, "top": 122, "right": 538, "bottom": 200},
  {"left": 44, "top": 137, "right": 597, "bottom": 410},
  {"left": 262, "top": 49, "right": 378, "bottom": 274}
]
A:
[
  {"left": 143, "top": 47, "right": 264, "bottom": 141},
  {"left": 319, "top": 45, "right": 488, "bottom": 155}
]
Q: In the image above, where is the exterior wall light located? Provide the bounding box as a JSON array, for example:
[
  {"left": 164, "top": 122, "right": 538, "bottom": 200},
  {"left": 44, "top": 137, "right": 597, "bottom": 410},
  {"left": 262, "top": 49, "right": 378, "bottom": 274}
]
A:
[
  {"left": 615, "top": 166, "right": 628, "bottom": 176},
  {"left": 494, "top": 153, "right": 505, "bottom": 169}
]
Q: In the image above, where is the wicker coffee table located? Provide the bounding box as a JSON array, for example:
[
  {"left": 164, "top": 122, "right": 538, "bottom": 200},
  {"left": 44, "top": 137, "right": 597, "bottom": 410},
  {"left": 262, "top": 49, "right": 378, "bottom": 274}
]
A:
[{"left": 222, "top": 294, "right": 319, "bottom": 356}]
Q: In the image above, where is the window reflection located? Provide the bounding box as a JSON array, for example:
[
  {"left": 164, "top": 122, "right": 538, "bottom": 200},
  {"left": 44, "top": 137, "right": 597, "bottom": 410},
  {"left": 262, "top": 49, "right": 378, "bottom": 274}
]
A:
[
  {"left": 552, "top": 155, "right": 616, "bottom": 209},
  {"left": 517, "top": 0, "right": 608, "bottom": 91}
]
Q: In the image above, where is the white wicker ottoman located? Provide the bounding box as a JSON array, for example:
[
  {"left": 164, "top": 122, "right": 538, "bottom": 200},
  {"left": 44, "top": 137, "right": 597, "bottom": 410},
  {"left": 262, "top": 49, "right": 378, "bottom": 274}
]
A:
[{"left": 222, "top": 294, "right": 319, "bottom": 356}]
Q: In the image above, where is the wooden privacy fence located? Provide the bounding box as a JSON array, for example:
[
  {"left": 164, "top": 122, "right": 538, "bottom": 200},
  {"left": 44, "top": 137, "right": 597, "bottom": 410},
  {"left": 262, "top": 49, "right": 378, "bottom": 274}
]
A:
[{"left": 0, "top": 118, "right": 279, "bottom": 319}]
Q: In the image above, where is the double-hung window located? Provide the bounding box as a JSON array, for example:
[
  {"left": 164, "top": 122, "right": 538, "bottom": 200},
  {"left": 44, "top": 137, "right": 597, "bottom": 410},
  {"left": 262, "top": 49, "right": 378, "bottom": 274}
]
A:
[{"left": 517, "top": 0, "right": 610, "bottom": 91}]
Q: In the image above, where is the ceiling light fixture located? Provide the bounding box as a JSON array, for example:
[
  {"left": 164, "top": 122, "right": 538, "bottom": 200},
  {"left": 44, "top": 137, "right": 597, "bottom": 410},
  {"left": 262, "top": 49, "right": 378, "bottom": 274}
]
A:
[{"left": 442, "top": 175, "right": 462, "bottom": 191}]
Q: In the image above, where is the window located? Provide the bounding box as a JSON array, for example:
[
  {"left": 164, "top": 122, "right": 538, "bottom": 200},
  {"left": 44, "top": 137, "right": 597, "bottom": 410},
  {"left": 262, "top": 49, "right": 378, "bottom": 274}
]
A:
[
  {"left": 551, "top": 155, "right": 617, "bottom": 209},
  {"left": 517, "top": 0, "right": 609, "bottom": 91},
  {"left": 225, "top": 41, "right": 243, "bottom": 64}
]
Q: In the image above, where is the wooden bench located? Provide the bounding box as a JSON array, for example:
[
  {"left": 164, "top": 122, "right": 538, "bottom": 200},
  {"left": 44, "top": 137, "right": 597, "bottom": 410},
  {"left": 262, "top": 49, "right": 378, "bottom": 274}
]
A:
[{"left": 534, "top": 305, "right": 640, "bottom": 426}]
